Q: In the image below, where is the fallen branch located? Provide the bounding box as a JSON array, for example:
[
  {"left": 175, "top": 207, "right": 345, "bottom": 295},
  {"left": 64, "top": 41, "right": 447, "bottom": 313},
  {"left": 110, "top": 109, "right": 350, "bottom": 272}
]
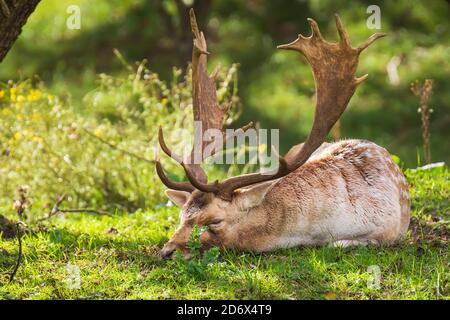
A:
[
  {"left": 83, "top": 127, "right": 154, "bottom": 164},
  {"left": 38, "top": 194, "right": 112, "bottom": 221},
  {"left": 56, "top": 208, "right": 112, "bottom": 216}
]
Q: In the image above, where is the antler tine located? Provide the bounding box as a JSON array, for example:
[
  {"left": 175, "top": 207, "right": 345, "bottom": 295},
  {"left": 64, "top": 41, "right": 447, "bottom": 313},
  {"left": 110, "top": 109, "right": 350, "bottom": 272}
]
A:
[
  {"left": 307, "top": 18, "right": 324, "bottom": 41},
  {"left": 158, "top": 127, "right": 183, "bottom": 164},
  {"left": 228, "top": 121, "right": 254, "bottom": 140},
  {"left": 202, "top": 121, "right": 254, "bottom": 162},
  {"left": 190, "top": 9, "right": 209, "bottom": 55},
  {"left": 354, "top": 73, "right": 369, "bottom": 86},
  {"left": 154, "top": 149, "right": 195, "bottom": 192},
  {"left": 210, "top": 63, "right": 221, "bottom": 81},
  {"left": 158, "top": 125, "right": 208, "bottom": 189},
  {"left": 276, "top": 18, "right": 324, "bottom": 52},
  {"left": 181, "top": 162, "right": 219, "bottom": 193},
  {"left": 357, "top": 32, "right": 386, "bottom": 54},
  {"left": 334, "top": 14, "right": 351, "bottom": 47},
  {"left": 190, "top": 8, "right": 200, "bottom": 37}
]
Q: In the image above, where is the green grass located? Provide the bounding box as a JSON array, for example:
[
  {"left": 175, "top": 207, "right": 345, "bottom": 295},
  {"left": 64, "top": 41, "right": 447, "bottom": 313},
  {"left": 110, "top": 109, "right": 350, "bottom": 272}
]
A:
[{"left": 0, "top": 167, "right": 448, "bottom": 300}]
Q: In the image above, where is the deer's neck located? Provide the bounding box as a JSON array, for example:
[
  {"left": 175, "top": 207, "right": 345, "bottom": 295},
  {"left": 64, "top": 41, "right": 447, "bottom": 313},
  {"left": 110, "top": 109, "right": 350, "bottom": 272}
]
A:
[{"left": 227, "top": 175, "right": 315, "bottom": 251}]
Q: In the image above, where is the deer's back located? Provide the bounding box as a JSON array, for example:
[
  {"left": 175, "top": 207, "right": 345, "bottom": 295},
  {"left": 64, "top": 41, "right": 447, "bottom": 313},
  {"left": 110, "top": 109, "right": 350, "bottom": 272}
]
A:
[{"left": 266, "top": 139, "right": 410, "bottom": 246}]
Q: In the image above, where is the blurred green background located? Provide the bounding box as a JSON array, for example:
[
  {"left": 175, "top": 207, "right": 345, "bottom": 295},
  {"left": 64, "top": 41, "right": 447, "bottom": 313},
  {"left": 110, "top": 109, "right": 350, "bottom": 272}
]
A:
[{"left": 2, "top": 0, "right": 449, "bottom": 166}]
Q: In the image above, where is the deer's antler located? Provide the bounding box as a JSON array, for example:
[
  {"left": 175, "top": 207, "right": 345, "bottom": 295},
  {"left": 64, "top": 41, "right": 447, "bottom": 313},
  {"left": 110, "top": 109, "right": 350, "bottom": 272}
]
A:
[
  {"left": 276, "top": 15, "right": 386, "bottom": 168},
  {"left": 159, "top": 14, "right": 385, "bottom": 201},
  {"left": 156, "top": 9, "right": 252, "bottom": 191}
]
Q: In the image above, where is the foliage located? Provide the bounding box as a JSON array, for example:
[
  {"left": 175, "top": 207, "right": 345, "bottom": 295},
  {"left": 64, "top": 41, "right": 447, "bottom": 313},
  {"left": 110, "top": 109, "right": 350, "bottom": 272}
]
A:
[
  {"left": 1, "top": 0, "right": 449, "bottom": 166},
  {"left": 0, "top": 61, "right": 239, "bottom": 216}
]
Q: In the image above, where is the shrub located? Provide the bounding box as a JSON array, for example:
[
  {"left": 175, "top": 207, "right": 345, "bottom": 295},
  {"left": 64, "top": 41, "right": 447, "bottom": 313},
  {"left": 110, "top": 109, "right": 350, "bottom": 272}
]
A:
[{"left": 0, "top": 61, "right": 240, "bottom": 218}]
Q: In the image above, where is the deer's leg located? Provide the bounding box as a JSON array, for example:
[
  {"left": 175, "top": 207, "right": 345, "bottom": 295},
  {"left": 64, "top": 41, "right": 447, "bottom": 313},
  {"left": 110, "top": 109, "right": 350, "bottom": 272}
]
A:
[{"left": 330, "top": 239, "right": 380, "bottom": 247}]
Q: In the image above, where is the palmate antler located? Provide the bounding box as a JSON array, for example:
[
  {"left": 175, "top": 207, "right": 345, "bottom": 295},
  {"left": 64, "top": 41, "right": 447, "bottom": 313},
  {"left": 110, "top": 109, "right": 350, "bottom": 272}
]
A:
[
  {"left": 156, "top": 9, "right": 252, "bottom": 192},
  {"left": 156, "top": 12, "right": 385, "bottom": 201}
]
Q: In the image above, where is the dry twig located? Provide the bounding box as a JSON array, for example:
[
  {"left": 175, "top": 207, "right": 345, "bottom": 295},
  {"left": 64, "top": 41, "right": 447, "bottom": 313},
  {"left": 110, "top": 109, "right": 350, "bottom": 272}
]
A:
[
  {"left": 39, "top": 193, "right": 111, "bottom": 221},
  {"left": 411, "top": 79, "right": 434, "bottom": 165},
  {"left": 83, "top": 127, "right": 154, "bottom": 164}
]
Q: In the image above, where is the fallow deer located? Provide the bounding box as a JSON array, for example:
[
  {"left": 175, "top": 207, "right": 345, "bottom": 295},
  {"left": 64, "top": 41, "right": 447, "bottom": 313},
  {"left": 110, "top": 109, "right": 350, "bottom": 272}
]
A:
[{"left": 156, "top": 10, "right": 410, "bottom": 258}]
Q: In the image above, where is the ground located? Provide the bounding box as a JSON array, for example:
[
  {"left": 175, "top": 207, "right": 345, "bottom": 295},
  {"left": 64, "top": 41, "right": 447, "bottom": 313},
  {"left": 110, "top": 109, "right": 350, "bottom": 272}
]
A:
[{"left": 0, "top": 167, "right": 448, "bottom": 300}]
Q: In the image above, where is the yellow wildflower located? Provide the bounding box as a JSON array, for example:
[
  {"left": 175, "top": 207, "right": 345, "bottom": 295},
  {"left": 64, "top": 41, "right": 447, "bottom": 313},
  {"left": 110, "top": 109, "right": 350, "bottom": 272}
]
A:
[
  {"left": 94, "top": 128, "right": 103, "bottom": 137},
  {"left": 2, "top": 108, "right": 9, "bottom": 115},
  {"left": 10, "top": 88, "right": 16, "bottom": 101},
  {"left": 0, "top": 90, "right": 4, "bottom": 99},
  {"left": 161, "top": 98, "right": 169, "bottom": 106},
  {"left": 28, "top": 89, "right": 42, "bottom": 102},
  {"left": 14, "top": 132, "right": 22, "bottom": 140}
]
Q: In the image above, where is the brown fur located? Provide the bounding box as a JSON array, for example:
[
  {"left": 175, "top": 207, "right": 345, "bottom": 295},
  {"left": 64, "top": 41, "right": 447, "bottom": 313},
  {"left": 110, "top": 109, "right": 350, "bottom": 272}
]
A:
[{"left": 161, "top": 140, "right": 411, "bottom": 258}]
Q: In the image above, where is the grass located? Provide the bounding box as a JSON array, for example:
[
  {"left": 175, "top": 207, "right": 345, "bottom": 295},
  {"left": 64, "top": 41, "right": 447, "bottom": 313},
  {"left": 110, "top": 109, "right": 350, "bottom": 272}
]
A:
[{"left": 0, "top": 167, "right": 448, "bottom": 300}]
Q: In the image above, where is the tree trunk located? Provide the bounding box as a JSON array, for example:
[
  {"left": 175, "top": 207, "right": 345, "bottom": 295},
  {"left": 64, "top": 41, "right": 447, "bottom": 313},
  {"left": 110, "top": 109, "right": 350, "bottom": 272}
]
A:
[{"left": 0, "top": 0, "right": 41, "bottom": 63}]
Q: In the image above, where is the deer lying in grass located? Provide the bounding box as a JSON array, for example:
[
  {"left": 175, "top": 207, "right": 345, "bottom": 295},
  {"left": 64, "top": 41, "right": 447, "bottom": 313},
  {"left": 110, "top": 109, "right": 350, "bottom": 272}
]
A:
[{"left": 156, "top": 10, "right": 410, "bottom": 258}]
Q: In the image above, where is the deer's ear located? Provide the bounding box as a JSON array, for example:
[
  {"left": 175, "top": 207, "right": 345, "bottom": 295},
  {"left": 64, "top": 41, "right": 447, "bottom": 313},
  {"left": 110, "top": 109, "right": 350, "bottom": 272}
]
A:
[
  {"left": 236, "top": 180, "right": 278, "bottom": 210},
  {"left": 165, "top": 190, "right": 190, "bottom": 207}
]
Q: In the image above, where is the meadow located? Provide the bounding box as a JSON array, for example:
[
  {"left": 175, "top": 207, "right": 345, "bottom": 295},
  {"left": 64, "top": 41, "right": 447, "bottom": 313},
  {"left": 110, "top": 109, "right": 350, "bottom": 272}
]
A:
[{"left": 0, "top": 167, "right": 448, "bottom": 299}]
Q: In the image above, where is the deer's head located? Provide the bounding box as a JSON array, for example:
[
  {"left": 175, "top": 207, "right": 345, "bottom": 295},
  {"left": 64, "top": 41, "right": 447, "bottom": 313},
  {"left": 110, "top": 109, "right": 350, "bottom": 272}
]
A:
[
  {"left": 157, "top": 9, "right": 384, "bottom": 258},
  {"left": 160, "top": 181, "right": 278, "bottom": 259}
]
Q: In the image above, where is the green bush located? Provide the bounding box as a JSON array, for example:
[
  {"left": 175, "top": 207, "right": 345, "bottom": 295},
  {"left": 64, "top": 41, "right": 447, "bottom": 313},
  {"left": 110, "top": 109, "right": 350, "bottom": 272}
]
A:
[{"left": 0, "top": 61, "right": 240, "bottom": 219}]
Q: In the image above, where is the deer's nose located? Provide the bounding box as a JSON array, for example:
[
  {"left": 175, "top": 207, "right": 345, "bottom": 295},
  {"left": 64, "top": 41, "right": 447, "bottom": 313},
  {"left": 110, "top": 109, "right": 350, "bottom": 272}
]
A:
[
  {"left": 160, "top": 247, "right": 174, "bottom": 259},
  {"left": 160, "top": 243, "right": 176, "bottom": 259}
]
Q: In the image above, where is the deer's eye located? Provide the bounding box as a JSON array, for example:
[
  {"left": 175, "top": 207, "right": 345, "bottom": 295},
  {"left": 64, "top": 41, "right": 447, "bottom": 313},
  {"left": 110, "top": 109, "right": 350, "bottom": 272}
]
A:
[{"left": 208, "top": 218, "right": 224, "bottom": 227}]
